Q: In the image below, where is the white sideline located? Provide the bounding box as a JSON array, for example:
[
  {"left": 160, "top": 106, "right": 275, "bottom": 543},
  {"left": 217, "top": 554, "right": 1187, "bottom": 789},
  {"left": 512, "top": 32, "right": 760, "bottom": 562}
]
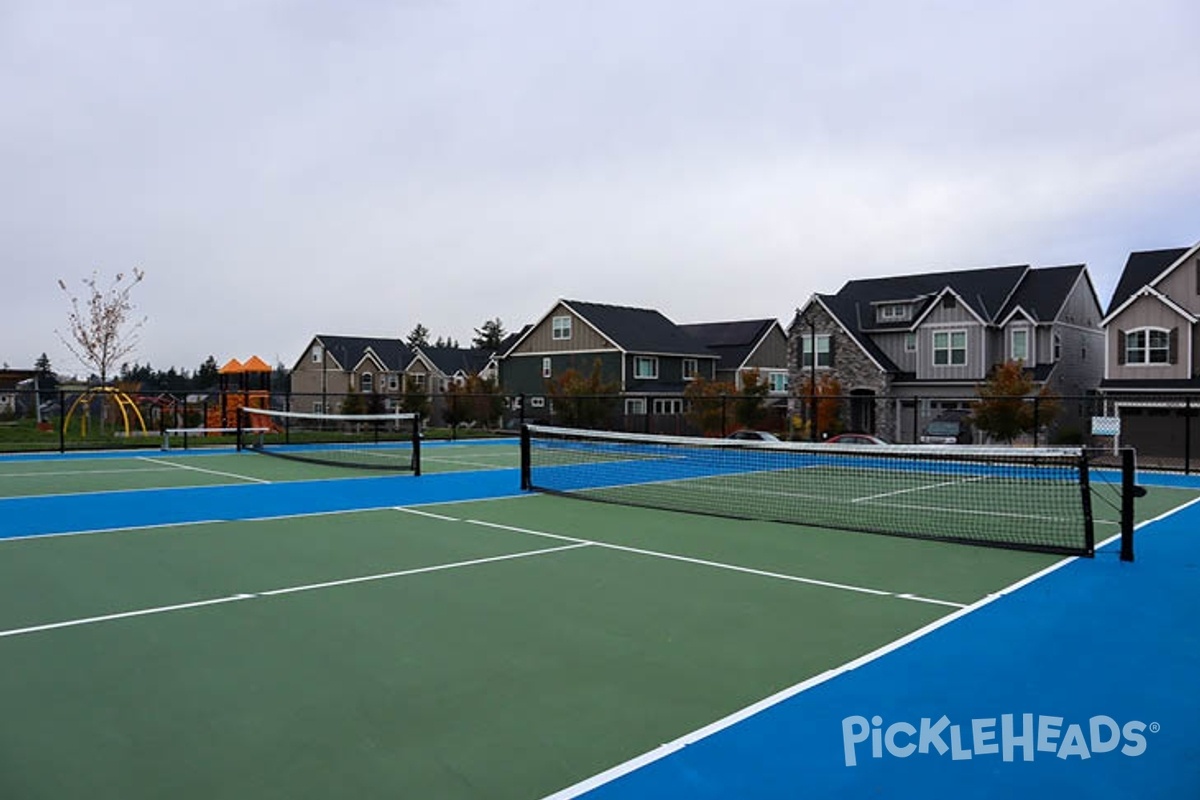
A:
[{"left": 136, "top": 455, "right": 270, "bottom": 484}]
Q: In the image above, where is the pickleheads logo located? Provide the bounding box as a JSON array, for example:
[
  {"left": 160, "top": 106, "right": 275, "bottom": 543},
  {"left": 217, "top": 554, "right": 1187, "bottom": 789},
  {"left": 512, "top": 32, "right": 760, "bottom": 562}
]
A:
[{"left": 842, "top": 714, "right": 1157, "bottom": 767}]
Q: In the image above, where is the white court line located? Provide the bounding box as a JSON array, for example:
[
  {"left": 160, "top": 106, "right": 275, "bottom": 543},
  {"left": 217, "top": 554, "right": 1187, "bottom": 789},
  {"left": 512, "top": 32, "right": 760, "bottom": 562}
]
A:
[
  {"left": 391, "top": 510, "right": 965, "bottom": 608},
  {"left": 0, "top": 543, "right": 587, "bottom": 638},
  {"left": 136, "top": 456, "right": 271, "bottom": 484},
  {"left": 852, "top": 477, "right": 984, "bottom": 503},
  {"left": 422, "top": 456, "right": 515, "bottom": 469},
  {"left": 538, "top": 492, "right": 1200, "bottom": 800},
  {"left": 0, "top": 466, "right": 181, "bottom": 479}
]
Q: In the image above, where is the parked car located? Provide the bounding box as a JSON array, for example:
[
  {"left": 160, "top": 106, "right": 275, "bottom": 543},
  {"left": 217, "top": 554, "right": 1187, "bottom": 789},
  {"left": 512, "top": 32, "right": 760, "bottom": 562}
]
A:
[
  {"left": 726, "top": 429, "right": 780, "bottom": 442},
  {"left": 920, "top": 411, "right": 974, "bottom": 445},
  {"left": 825, "top": 433, "right": 889, "bottom": 445}
]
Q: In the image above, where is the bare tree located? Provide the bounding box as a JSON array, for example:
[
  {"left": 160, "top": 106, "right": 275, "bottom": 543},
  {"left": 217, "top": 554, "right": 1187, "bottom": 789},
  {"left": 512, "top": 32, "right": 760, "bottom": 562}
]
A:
[{"left": 56, "top": 268, "right": 146, "bottom": 385}]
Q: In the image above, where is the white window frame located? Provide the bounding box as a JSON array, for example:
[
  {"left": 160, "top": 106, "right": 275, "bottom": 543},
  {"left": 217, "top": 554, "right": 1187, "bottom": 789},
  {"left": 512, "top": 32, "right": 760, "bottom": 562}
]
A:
[
  {"left": 801, "top": 334, "right": 831, "bottom": 368},
  {"left": 360, "top": 372, "right": 373, "bottom": 393},
  {"left": 1010, "top": 327, "right": 1029, "bottom": 363},
  {"left": 529, "top": 396, "right": 545, "bottom": 408},
  {"left": 768, "top": 371, "right": 788, "bottom": 393},
  {"left": 313, "top": 401, "right": 325, "bottom": 414},
  {"left": 1125, "top": 327, "right": 1170, "bottom": 365},
  {"left": 551, "top": 316, "right": 572, "bottom": 340},
  {"left": 387, "top": 373, "right": 399, "bottom": 391},
  {"left": 633, "top": 356, "right": 658, "bottom": 379},
  {"left": 542, "top": 357, "right": 552, "bottom": 378},
  {"left": 878, "top": 304, "right": 910, "bottom": 322},
  {"left": 682, "top": 358, "right": 698, "bottom": 380},
  {"left": 932, "top": 329, "right": 967, "bottom": 366},
  {"left": 311, "top": 345, "right": 323, "bottom": 363},
  {"left": 904, "top": 332, "right": 917, "bottom": 353},
  {"left": 625, "top": 398, "right": 646, "bottom": 415},
  {"left": 408, "top": 374, "right": 427, "bottom": 391},
  {"left": 652, "top": 398, "right": 683, "bottom": 415}
]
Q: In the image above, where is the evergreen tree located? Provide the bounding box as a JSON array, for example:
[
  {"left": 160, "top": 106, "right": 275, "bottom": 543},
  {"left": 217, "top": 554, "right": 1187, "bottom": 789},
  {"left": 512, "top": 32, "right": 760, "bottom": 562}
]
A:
[
  {"left": 406, "top": 324, "right": 430, "bottom": 349},
  {"left": 472, "top": 318, "right": 506, "bottom": 350}
]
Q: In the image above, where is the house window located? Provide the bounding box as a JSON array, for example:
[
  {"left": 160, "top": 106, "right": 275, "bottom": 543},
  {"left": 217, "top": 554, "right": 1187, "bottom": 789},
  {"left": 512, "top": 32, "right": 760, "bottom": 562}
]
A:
[
  {"left": 542, "top": 357, "right": 552, "bottom": 378},
  {"left": 388, "top": 374, "right": 399, "bottom": 391},
  {"left": 653, "top": 398, "right": 683, "bottom": 414},
  {"left": 313, "top": 401, "right": 324, "bottom": 414},
  {"left": 1010, "top": 328, "right": 1029, "bottom": 362},
  {"left": 1124, "top": 328, "right": 1171, "bottom": 365},
  {"left": 801, "top": 334, "right": 831, "bottom": 368},
  {"left": 768, "top": 372, "right": 788, "bottom": 393},
  {"left": 360, "top": 372, "right": 373, "bottom": 393},
  {"left": 408, "top": 374, "right": 427, "bottom": 391},
  {"left": 878, "top": 304, "right": 910, "bottom": 322},
  {"left": 904, "top": 332, "right": 917, "bottom": 353},
  {"left": 529, "top": 396, "right": 545, "bottom": 408},
  {"left": 311, "top": 345, "right": 323, "bottom": 363},
  {"left": 1053, "top": 333, "right": 1062, "bottom": 362},
  {"left": 552, "top": 316, "right": 572, "bottom": 340},
  {"left": 625, "top": 398, "right": 646, "bottom": 415},
  {"left": 932, "top": 330, "right": 967, "bottom": 366},
  {"left": 682, "top": 358, "right": 698, "bottom": 380},
  {"left": 633, "top": 356, "right": 658, "bottom": 379}
]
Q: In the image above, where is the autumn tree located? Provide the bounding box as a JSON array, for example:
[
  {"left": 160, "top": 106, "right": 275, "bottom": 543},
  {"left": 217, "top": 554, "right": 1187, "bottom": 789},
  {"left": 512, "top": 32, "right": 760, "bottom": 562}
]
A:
[
  {"left": 734, "top": 368, "right": 771, "bottom": 429},
  {"left": 444, "top": 374, "right": 505, "bottom": 430},
  {"left": 796, "top": 373, "right": 844, "bottom": 439},
  {"left": 472, "top": 318, "right": 506, "bottom": 350},
  {"left": 545, "top": 359, "right": 621, "bottom": 429},
  {"left": 971, "top": 360, "right": 1060, "bottom": 443},
  {"left": 684, "top": 376, "right": 738, "bottom": 436},
  {"left": 56, "top": 268, "right": 146, "bottom": 386}
]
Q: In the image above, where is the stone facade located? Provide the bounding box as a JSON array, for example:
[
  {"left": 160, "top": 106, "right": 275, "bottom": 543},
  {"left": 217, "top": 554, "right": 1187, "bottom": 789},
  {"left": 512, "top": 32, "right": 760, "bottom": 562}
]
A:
[{"left": 787, "top": 304, "right": 897, "bottom": 439}]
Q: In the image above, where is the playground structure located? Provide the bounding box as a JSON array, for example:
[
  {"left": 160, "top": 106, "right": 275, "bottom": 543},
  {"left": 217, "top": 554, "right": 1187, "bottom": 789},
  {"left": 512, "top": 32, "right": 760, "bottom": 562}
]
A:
[
  {"left": 208, "top": 356, "right": 274, "bottom": 430},
  {"left": 62, "top": 386, "right": 150, "bottom": 438}
]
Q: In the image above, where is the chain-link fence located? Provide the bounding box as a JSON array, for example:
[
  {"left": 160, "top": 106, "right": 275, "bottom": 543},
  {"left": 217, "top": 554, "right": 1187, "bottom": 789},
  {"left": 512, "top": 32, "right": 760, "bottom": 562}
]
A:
[{"left": 3, "top": 387, "right": 1197, "bottom": 473}]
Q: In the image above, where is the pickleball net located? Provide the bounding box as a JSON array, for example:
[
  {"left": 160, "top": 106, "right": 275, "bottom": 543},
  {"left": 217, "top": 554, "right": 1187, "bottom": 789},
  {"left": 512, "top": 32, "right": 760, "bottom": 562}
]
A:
[
  {"left": 238, "top": 407, "right": 421, "bottom": 473},
  {"left": 520, "top": 425, "right": 1110, "bottom": 556}
]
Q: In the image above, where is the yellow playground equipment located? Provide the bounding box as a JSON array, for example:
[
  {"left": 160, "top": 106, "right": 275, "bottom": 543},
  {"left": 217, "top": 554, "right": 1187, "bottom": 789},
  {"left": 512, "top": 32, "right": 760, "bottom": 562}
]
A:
[
  {"left": 208, "top": 355, "right": 273, "bottom": 429},
  {"left": 62, "top": 386, "right": 149, "bottom": 438}
]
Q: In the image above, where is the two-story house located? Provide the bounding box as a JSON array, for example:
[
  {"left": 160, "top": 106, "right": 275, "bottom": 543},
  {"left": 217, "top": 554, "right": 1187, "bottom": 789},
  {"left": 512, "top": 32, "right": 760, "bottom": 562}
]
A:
[
  {"left": 788, "top": 263, "right": 1104, "bottom": 442},
  {"left": 1098, "top": 243, "right": 1200, "bottom": 460},
  {"left": 499, "top": 299, "right": 719, "bottom": 418},
  {"left": 289, "top": 335, "right": 413, "bottom": 413}
]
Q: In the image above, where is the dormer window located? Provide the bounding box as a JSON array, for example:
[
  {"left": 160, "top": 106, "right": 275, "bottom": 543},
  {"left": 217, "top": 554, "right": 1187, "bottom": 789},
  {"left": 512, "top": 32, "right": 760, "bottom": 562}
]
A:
[{"left": 878, "top": 304, "right": 911, "bottom": 322}]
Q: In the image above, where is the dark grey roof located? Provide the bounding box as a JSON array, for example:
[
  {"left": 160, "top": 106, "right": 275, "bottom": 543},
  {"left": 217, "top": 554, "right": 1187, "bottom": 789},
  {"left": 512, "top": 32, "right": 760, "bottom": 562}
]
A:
[
  {"left": 997, "top": 264, "right": 1086, "bottom": 322},
  {"left": 419, "top": 346, "right": 492, "bottom": 376},
  {"left": 1105, "top": 248, "right": 1191, "bottom": 317},
  {"left": 679, "top": 319, "right": 778, "bottom": 371},
  {"left": 315, "top": 335, "right": 412, "bottom": 371},
  {"left": 564, "top": 300, "right": 715, "bottom": 357}
]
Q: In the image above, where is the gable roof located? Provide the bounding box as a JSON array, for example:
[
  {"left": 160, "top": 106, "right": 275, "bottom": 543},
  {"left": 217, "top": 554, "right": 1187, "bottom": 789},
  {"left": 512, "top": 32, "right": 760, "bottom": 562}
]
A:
[
  {"left": 564, "top": 300, "right": 715, "bottom": 356},
  {"left": 834, "top": 264, "right": 1030, "bottom": 333},
  {"left": 678, "top": 319, "right": 781, "bottom": 372},
  {"left": 1104, "top": 246, "right": 1195, "bottom": 318},
  {"left": 302, "top": 335, "right": 412, "bottom": 372},
  {"left": 997, "top": 264, "right": 1089, "bottom": 323},
  {"left": 417, "top": 346, "right": 493, "bottom": 376}
]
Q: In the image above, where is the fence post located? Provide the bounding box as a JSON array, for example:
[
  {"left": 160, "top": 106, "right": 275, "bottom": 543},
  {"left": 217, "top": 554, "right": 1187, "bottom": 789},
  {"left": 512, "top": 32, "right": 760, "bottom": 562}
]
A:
[
  {"left": 58, "top": 389, "right": 66, "bottom": 453},
  {"left": 1032, "top": 396, "right": 1040, "bottom": 447},
  {"left": 912, "top": 396, "right": 920, "bottom": 444},
  {"left": 1186, "top": 396, "right": 1192, "bottom": 476}
]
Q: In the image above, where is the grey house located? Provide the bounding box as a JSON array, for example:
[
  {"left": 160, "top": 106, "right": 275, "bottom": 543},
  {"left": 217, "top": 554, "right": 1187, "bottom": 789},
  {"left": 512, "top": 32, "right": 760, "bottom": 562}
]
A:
[
  {"left": 1098, "top": 243, "right": 1200, "bottom": 455},
  {"left": 678, "top": 318, "right": 790, "bottom": 399},
  {"left": 499, "top": 299, "right": 719, "bottom": 416},
  {"left": 788, "top": 263, "right": 1104, "bottom": 441}
]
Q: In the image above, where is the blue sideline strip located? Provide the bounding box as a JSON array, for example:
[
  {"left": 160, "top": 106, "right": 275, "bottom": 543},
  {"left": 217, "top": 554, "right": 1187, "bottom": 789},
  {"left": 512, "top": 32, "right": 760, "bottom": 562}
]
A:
[
  {"left": 0, "top": 469, "right": 524, "bottom": 539},
  {"left": 566, "top": 501, "right": 1200, "bottom": 800}
]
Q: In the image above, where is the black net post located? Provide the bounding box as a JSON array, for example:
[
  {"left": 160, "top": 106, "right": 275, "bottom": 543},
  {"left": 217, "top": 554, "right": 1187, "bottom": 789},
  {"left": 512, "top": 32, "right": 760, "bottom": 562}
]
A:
[
  {"left": 519, "top": 425, "right": 531, "bottom": 490},
  {"left": 411, "top": 414, "right": 421, "bottom": 476},
  {"left": 1121, "top": 447, "right": 1136, "bottom": 562},
  {"left": 1079, "top": 451, "right": 1095, "bottom": 557}
]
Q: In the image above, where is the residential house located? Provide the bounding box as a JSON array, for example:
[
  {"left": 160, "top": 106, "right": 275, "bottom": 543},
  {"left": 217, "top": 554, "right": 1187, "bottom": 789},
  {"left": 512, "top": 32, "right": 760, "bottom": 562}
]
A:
[
  {"left": 789, "top": 263, "right": 1105, "bottom": 442},
  {"left": 1098, "top": 243, "right": 1200, "bottom": 459},
  {"left": 289, "top": 335, "right": 413, "bottom": 413},
  {"left": 407, "top": 346, "right": 499, "bottom": 396},
  {"left": 499, "top": 299, "right": 719, "bottom": 418},
  {"left": 0, "top": 369, "right": 39, "bottom": 416},
  {"left": 678, "top": 319, "right": 790, "bottom": 399}
]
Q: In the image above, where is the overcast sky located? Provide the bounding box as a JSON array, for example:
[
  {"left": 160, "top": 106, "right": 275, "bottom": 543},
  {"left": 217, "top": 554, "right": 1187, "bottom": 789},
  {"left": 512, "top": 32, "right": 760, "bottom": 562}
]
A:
[{"left": 4, "top": 0, "right": 1198, "bottom": 375}]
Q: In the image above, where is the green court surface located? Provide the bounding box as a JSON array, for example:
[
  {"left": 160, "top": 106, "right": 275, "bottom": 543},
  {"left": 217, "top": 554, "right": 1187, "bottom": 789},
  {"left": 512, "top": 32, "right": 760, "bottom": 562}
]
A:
[{"left": 1, "top": 475, "right": 1195, "bottom": 799}]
